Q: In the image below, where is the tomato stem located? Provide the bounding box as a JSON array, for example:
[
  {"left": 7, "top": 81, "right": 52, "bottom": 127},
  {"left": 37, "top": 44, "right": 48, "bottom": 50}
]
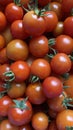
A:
[{"left": 66, "top": 126, "right": 73, "bottom": 130}]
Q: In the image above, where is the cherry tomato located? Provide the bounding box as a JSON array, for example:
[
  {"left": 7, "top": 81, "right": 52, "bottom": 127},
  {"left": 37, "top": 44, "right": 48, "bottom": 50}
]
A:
[
  {"left": 29, "top": 35, "right": 49, "bottom": 57},
  {"left": 6, "top": 39, "right": 29, "bottom": 61},
  {"left": 42, "top": 76, "right": 63, "bottom": 98},
  {"left": 44, "top": 11, "right": 58, "bottom": 32},
  {"left": 7, "top": 81, "right": 26, "bottom": 98},
  {"left": 0, "top": 95, "right": 13, "bottom": 116},
  {"left": 38, "top": 0, "right": 51, "bottom": 7},
  {"left": 0, "top": 64, "right": 10, "bottom": 81},
  {"left": 47, "top": 91, "right": 67, "bottom": 112},
  {"left": 5, "top": 3, "right": 24, "bottom": 23},
  {"left": 62, "top": 0, "right": 73, "bottom": 14},
  {"left": 0, "top": 0, "right": 13, "bottom": 6},
  {"left": 63, "top": 16, "right": 73, "bottom": 38},
  {"left": 49, "top": 2, "right": 62, "bottom": 20},
  {"left": 64, "top": 74, "right": 73, "bottom": 98},
  {"left": 54, "top": 35, "right": 73, "bottom": 54},
  {"left": 50, "top": 53, "right": 71, "bottom": 75},
  {"left": 10, "top": 60, "right": 30, "bottom": 82},
  {"left": 56, "top": 109, "right": 73, "bottom": 130},
  {"left": 10, "top": 20, "right": 29, "bottom": 40},
  {"left": 0, "top": 47, "right": 9, "bottom": 64},
  {"left": 0, "top": 11, "right": 7, "bottom": 32},
  {"left": 0, "top": 35, "right": 6, "bottom": 50},
  {"left": 23, "top": 11, "right": 46, "bottom": 37},
  {"left": 53, "top": 21, "right": 64, "bottom": 37},
  {"left": 26, "top": 82, "right": 46, "bottom": 104},
  {"left": 32, "top": 112, "right": 49, "bottom": 130},
  {"left": 31, "top": 58, "right": 51, "bottom": 79},
  {"left": 0, "top": 119, "right": 19, "bottom": 130},
  {"left": 8, "top": 98, "right": 33, "bottom": 126}
]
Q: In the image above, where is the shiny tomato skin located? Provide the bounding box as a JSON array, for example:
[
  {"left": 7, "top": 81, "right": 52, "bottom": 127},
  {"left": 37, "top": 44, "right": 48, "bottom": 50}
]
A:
[
  {"left": 42, "top": 76, "right": 63, "bottom": 98},
  {"left": 7, "top": 81, "right": 26, "bottom": 98},
  {"left": 47, "top": 91, "right": 67, "bottom": 112},
  {"left": 50, "top": 53, "right": 71, "bottom": 75},
  {"left": 53, "top": 21, "right": 64, "bottom": 37},
  {"left": 32, "top": 112, "right": 49, "bottom": 130},
  {"left": 8, "top": 99, "right": 33, "bottom": 126},
  {"left": 29, "top": 35, "right": 49, "bottom": 57},
  {"left": 10, "top": 20, "right": 29, "bottom": 40},
  {"left": 10, "top": 61, "right": 30, "bottom": 82},
  {"left": 5, "top": 3, "right": 24, "bottom": 23},
  {"left": 19, "top": 124, "right": 32, "bottom": 130},
  {"left": 54, "top": 35, "right": 73, "bottom": 54},
  {"left": 56, "top": 109, "right": 73, "bottom": 130},
  {"left": 0, "top": 119, "right": 19, "bottom": 130},
  {"left": 63, "top": 16, "right": 73, "bottom": 38},
  {"left": 6, "top": 39, "right": 29, "bottom": 61},
  {"left": 0, "top": 35, "right": 6, "bottom": 50},
  {"left": 44, "top": 11, "right": 58, "bottom": 32},
  {"left": 23, "top": 11, "right": 46, "bottom": 37},
  {"left": 0, "top": 95, "right": 13, "bottom": 117},
  {"left": 31, "top": 58, "right": 51, "bottom": 79},
  {"left": 26, "top": 82, "right": 46, "bottom": 104},
  {"left": 0, "top": 12, "right": 7, "bottom": 32}
]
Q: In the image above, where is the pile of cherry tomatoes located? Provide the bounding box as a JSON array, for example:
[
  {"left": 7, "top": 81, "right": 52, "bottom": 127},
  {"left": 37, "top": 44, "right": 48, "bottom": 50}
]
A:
[{"left": 0, "top": 0, "right": 73, "bottom": 129}]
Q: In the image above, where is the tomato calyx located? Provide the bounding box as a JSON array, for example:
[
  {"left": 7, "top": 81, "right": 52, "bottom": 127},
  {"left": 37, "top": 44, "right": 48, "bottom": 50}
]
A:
[
  {"left": 70, "top": 8, "right": 73, "bottom": 16},
  {"left": 29, "top": 74, "right": 40, "bottom": 83},
  {"left": 62, "top": 97, "right": 73, "bottom": 109},
  {"left": 66, "top": 126, "right": 73, "bottom": 130},
  {"left": 61, "top": 73, "right": 70, "bottom": 80},
  {"left": 3, "top": 71, "right": 15, "bottom": 82},
  {"left": 13, "top": 97, "right": 29, "bottom": 110}
]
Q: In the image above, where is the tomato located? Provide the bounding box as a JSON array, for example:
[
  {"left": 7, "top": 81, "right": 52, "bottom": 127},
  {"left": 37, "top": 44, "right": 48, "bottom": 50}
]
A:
[
  {"left": 0, "top": 11, "right": 7, "bottom": 32},
  {"left": 44, "top": 11, "right": 58, "bottom": 32},
  {"left": 10, "top": 61, "right": 30, "bottom": 82},
  {"left": 0, "top": 119, "right": 19, "bottom": 130},
  {"left": 50, "top": 53, "right": 71, "bottom": 75},
  {"left": 1, "top": 25, "right": 13, "bottom": 45},
  {"left": 32, "top": 112, "right": 49, "bottom": 130},
  {"left": 0, "top": 48, "right": 9, "bottom": 64},
  {"left": 10, "top": 20, "right": 29, "bottom": 40},
  {"left": 47, "top": 91, "right": 67, "bottom": 112},
  {"left": 0, "top": 64, "right": 10, "bottom": 81},
  {"left": 7, "top": 81, "right": 26, "bottom": 98},
  {"left": 42, "top": 76, "right": 63, "bottom": 98},
  {"left": 62, "top": 0, "right": 73, "bottom": 15},
  {"left": 38, "top": 0, "right": 51, "bottom": 7},
  {"left": 64, "top": 74, "right": 73, "bottom": 98},
  {"left": 48, "top": 108, "right": 58, "bottom": 119},
  {"left": 19, "top": 124, "right": 32, "bottom": 130},
  {"left": 30, "top": 58, "right": 51, "bottom": 79},
  {"left": 23, "top": 11, "right": 46, "bottom": 37},
  {"left": 54, "top": 35, "right": 73, "bottom": 54},
  {"left": 0, "top": 35, "right": 6, "bottom": 50},
  {"left": 8, "top": 98, "right": 33, "bottom": 126},
  {"left": 49, "top": 2, "right": 62, "bottom": 20},
  {"left": 6, "top": 39, "right": 29, "bottom": 61},
  {"left": 0, "top": 81, "right": 6, "bottom": 92},
  {"left": 56, "top": 109, "right": 73, "bottom": 130},
  {"left": 0, "top": 0, "right": 13, "bottom": 6},
  {"left": 0, "top": 95, "right": 13, "bottom": 116},
  {"left": 53, "top": 21, "right": 64, "bottom": 37},
  {"left": 26, "top": 55, "right": 36, "bottom": 67},
  {"left": 5, "top": 3, "right": 24, "bottom": 23},
  {"left": 63, "top": 16, "right": 73, "bottom": 38},
  {"left": 26, "top": 82, "right": 46, "bottom": 104},
  {"left": 29, "top": 35, "right": 49, "bottom": 57}
]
